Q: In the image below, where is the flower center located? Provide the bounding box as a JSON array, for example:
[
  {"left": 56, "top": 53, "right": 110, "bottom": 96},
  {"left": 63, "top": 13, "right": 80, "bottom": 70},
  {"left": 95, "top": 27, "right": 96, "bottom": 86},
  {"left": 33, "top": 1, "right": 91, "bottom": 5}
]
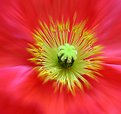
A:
[
  {"left": 28, "top": 17, "right": 103, "bottom": 93},
  {"left": 58, "top": 43, "right": 77, "bottom": 68}
]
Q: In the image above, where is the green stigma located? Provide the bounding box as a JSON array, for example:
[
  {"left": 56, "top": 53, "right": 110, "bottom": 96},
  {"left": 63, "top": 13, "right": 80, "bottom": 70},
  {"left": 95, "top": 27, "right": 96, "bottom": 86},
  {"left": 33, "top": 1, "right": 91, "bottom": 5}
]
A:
[{"left": 58, "top": 43, "right": 77, "bottom": 68}]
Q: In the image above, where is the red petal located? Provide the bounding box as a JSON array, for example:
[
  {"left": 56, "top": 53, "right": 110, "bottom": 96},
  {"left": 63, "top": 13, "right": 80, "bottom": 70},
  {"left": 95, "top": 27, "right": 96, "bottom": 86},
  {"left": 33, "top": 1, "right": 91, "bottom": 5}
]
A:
[
  {"left": 0, "top": 1, "right": 34, "bottom": 66},
  {"left": 0, "top": 0, "right": 121, "bottom": 66},
  {"left": 0, "top": 66, "right": 65, "bottom": 114},
  {"left": 0, "top": 38, "right": 34, "bottom": 66},
  {"left": 64, "top": 64, "right": 121, "bottom": 114},
  {"left": 0, "top": 64, "right": 121, "bottom": 114},
  {"left": 0, "top": 66, "right": 39, "bottom": 114}
]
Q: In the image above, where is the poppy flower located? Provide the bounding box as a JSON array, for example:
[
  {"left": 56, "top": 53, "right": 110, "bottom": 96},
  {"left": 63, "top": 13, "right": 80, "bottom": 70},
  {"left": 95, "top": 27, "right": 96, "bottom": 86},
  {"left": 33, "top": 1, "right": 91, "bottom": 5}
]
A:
[{"left": 0, "top": 0, "right": 121, "bottom": 114}]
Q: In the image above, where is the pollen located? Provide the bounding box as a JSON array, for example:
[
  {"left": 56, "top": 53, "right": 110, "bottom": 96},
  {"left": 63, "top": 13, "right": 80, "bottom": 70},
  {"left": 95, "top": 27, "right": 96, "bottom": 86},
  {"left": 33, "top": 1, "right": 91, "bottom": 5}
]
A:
[{"left": 28, "top": 17, "right": 103, "bottom": 94}]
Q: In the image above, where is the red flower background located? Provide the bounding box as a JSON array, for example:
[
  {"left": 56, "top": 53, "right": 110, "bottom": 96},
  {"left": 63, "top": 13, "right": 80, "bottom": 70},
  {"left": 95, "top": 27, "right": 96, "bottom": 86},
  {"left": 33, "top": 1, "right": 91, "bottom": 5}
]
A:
[{"left": 0, "top": 0, "right": 121, "bottom": 114}]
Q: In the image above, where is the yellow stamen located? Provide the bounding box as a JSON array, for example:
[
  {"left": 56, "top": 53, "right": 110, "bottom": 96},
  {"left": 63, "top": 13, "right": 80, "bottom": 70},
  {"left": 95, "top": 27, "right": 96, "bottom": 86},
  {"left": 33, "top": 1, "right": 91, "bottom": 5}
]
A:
[{"left": 28, "top": 17, "right": 103, "bottom": 94}]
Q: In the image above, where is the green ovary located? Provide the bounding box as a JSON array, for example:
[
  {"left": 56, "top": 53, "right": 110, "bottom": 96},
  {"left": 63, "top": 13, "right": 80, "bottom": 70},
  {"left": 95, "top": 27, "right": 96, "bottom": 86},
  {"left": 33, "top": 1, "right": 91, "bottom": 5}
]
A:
[{"left": 58, "top": 43, "right": 77, "bottom": 68}]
